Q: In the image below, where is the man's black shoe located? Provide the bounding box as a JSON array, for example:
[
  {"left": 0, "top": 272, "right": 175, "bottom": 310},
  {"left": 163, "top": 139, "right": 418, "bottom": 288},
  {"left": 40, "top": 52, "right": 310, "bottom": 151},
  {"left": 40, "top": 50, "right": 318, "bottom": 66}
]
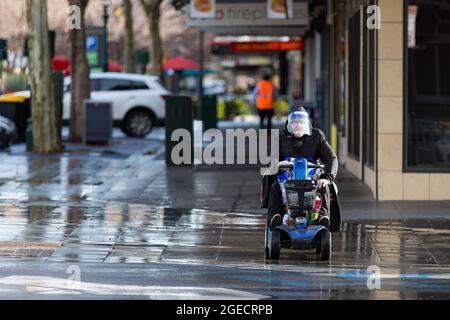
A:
[{"left": 270, "top": 214, "right": 283, "bottom": 230}]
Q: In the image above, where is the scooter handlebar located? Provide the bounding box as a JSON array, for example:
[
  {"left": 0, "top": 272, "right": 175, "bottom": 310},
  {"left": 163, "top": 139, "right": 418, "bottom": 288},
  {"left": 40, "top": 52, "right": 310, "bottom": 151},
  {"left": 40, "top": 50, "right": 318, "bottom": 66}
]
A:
[
  {"left": 278, "top": 162, "right": 324, "bottom": 170},
  {"left": 308, "top": 163, "right": 325, "bottom": 170},
  {"left": 278, "top": 163, "right": 294, "bottom": 170}
]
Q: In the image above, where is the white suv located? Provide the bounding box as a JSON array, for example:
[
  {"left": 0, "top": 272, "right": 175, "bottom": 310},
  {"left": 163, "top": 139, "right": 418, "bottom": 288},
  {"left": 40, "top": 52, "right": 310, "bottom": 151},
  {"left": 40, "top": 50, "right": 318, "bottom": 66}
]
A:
[{"left": 63, "top": 73, "right": 171, "bottom": 137}]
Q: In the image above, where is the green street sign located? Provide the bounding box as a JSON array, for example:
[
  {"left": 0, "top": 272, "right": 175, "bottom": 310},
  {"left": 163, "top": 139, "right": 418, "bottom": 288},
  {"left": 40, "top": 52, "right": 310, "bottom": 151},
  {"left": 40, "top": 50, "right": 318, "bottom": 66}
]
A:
[
  {"left": 87, "top": 51, "right": 99, "bottom": 66},
  {"left": 86, "top": 28, "right": 104, "bottom": 69}
]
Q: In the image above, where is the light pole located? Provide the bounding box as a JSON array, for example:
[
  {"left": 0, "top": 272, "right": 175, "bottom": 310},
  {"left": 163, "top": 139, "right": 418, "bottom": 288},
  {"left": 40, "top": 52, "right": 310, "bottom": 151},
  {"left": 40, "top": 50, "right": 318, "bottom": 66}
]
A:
[
  {"left": 198, "top": 30, "right": 204, "bottom": 113},
  {"left": 102, "top": 0, "right": 110, "bottom": 72}
]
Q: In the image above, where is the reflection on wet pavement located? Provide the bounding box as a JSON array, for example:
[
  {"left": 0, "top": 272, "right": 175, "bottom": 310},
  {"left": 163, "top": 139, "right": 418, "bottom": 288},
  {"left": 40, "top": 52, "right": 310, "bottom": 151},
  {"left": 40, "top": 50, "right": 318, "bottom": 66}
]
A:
[
  {"left": 0, "top": 137, "right": 449, "bottom": 299},
  {"left": 1, "top": 203, "right": 449, "bottom": 267},
  {"left": 0, "top": 203, "right": 449, "bottom": 299},
  {"left": 0, "top": 154, "right": 123, "bottom": 203}
]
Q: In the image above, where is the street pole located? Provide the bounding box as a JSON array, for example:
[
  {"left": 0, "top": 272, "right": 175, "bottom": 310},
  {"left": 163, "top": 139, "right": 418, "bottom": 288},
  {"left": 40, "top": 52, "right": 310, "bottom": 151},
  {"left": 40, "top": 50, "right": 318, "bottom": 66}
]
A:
[
  {"left": 102, "top": 1, "right": 110, "bottom": 72},
  {"left": 198, "top": 30, "right": 204, "bottom": 116},
  {"left": 0, "top": 39, "right": 6, "bottom": 85},
  {"left": 0, "top": 57, "right": 3, "bottom": 85}
]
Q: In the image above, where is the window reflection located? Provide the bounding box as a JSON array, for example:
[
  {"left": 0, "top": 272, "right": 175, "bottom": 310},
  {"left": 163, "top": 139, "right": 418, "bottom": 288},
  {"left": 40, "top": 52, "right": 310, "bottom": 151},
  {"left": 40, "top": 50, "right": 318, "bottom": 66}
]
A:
[{"left": 407, "top": 1, "right": 450, "bottom": 168}]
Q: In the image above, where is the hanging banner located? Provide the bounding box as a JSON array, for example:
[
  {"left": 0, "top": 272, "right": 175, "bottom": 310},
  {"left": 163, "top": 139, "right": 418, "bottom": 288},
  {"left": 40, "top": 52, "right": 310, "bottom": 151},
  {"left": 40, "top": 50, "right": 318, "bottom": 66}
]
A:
[
  {"left": 267, "top": 0, "right": 293, "bottom": 19},
  {"left": 190, "top": 0, "right": 216, "bottom": 19},
  {"left": 231, "top": 40, "right": 304, "bottom": 53}
]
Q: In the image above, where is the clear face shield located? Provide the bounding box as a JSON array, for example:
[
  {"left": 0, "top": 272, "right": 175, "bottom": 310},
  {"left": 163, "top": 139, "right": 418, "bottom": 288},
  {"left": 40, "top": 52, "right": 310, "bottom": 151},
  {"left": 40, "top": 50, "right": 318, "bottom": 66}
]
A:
[{"left": 287, "top": 111, "right": 312, "bottom": 138}]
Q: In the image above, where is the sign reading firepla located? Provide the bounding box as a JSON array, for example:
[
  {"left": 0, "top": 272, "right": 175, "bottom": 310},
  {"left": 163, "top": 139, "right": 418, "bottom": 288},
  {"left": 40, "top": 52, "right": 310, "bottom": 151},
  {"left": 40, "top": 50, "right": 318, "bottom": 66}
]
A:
[
  {"left": 188, "top": 2, "right": 308, "bottom": 27},
  {"left": 190, "top": 0, "right": 216, "bottom": 18},
  {"left": 267, "top": 0, "right": 293, "bottom": 19}
]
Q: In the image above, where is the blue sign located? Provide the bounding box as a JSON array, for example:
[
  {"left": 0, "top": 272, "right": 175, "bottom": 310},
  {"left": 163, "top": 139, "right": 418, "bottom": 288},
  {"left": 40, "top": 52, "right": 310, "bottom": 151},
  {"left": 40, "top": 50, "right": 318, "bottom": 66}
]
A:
[{"left": 86, "top": 35, "right": 98, "bottom": 50}]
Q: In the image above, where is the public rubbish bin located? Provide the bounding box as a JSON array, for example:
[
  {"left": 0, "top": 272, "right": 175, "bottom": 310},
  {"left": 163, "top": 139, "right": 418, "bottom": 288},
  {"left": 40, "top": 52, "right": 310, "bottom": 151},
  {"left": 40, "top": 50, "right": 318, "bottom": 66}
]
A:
[
  {"left": 199, "top": 95, "right": 217, "bottom": 132},
  {"left": 165, "top": 95, "right": 193, "bottom": 166},
  {"left": 0, "top": 95, "right": 30, "bottom": 142},
  {"left": 84, "top": 100, "right": 112, "bottom": 145}
]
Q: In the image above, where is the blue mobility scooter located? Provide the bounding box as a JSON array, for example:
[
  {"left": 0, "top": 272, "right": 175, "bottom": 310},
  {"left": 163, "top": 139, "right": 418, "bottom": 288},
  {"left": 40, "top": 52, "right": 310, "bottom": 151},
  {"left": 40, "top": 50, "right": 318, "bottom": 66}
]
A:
[{"left": 263, "top": 157, "right": 341, "bottom": 261}]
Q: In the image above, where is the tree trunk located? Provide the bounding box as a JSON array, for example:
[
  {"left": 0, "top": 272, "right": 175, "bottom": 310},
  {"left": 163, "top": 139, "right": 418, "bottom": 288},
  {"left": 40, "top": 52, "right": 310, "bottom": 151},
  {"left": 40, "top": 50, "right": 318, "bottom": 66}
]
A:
[
  {"left": 140, "top": 0, "right": 164, "bottom": 81},
  {"left": 123, "top": 0, "right": 135, "bottom": 73},
  {"left": 68, "top": 0, "right": 90, "bottom": 143},
  {"left": 26, "top": 0, "right": 61, "bottom": 153}
]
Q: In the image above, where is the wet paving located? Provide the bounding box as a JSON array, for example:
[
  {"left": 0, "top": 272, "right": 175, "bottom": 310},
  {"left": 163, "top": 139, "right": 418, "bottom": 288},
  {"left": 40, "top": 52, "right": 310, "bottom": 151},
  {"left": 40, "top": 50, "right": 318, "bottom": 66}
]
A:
[
  {"left": 0, "top": 129, "right": 449, "bottom": 299},
  {"left": 0, "top": 203, "right": 449, "bottom": 299}
]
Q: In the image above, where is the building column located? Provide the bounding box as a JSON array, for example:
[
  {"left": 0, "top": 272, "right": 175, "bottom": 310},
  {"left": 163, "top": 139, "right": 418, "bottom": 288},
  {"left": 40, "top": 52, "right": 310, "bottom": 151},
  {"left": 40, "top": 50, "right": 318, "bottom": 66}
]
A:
[{"left": 377, "top": 0, "right": 406, "bottom": 200}]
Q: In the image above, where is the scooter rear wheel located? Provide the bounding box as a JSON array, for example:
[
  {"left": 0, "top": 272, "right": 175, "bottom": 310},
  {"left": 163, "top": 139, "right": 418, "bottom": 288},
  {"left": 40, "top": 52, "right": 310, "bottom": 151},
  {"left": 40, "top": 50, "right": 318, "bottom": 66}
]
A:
[
  {"left": 269, "top": 230, "right": 281, "bottom": 260},
  {"left": 316, "top": 229, "right": 331, "bottom": 261}
]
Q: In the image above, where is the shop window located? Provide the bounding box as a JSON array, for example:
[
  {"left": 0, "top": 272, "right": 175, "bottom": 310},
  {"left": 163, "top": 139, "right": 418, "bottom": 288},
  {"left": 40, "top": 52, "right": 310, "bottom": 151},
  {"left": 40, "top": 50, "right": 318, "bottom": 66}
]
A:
[
  {"left": 363, "top": 2, "right": 377, "bottom": 169},
  {"left": 348, "top": 10, "right": 361, "bottom": 160},
  {"left": 407, "top": 0, "right": 450, "bottom": 169}
]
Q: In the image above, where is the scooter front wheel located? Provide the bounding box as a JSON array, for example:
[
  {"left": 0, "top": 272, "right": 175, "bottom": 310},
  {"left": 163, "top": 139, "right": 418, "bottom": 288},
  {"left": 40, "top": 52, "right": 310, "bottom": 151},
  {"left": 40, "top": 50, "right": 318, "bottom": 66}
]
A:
[
  {"left": 269, "top": 230, "right": 281, "bottom": 260},
  {"left": 264, "top": 225, "right": 270, "bottom": 258},
  {"left": 316, "top": 229, "right": 331, "bottom": 261}
]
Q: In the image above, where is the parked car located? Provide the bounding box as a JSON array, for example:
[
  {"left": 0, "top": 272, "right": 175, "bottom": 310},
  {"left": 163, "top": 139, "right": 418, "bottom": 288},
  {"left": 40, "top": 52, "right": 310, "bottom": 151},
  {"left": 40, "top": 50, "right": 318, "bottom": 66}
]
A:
[
  {"left": 8, "top": 73, "right": 171, "bottom": 138},
  {"left": 0, "top": 115, "right": 17, "bottom": 148},
  {"left": 66, "top": 73, "right": 171, "bottom": 137}
]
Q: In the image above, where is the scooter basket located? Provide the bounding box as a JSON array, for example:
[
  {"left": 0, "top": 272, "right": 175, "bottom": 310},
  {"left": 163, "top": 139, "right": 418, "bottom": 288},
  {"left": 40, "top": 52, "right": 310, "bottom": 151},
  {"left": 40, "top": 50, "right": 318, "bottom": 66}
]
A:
[{"left": 284, "top": 180, "right": 317, "bottom": 212}]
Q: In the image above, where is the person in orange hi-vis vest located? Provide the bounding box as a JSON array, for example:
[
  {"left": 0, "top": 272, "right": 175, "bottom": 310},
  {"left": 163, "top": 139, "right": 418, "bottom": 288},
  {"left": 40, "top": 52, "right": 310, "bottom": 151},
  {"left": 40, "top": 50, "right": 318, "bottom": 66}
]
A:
[{"left": 252, "top": 73, "right": 278, "bottom": 132}]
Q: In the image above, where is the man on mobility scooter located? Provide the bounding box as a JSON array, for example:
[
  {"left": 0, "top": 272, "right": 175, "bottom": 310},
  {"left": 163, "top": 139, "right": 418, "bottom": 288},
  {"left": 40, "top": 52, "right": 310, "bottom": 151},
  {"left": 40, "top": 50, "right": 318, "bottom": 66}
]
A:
[{"left": 261, "top": 107, "right": 341, "bottom": 260}]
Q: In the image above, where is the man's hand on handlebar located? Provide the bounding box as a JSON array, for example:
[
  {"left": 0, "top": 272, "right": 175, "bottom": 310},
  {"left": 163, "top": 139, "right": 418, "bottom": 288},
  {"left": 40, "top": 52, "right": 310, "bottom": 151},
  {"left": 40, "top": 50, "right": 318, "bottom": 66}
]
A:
[{"left": 317, "top": 179, "right": 330, "bottom": 189}]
